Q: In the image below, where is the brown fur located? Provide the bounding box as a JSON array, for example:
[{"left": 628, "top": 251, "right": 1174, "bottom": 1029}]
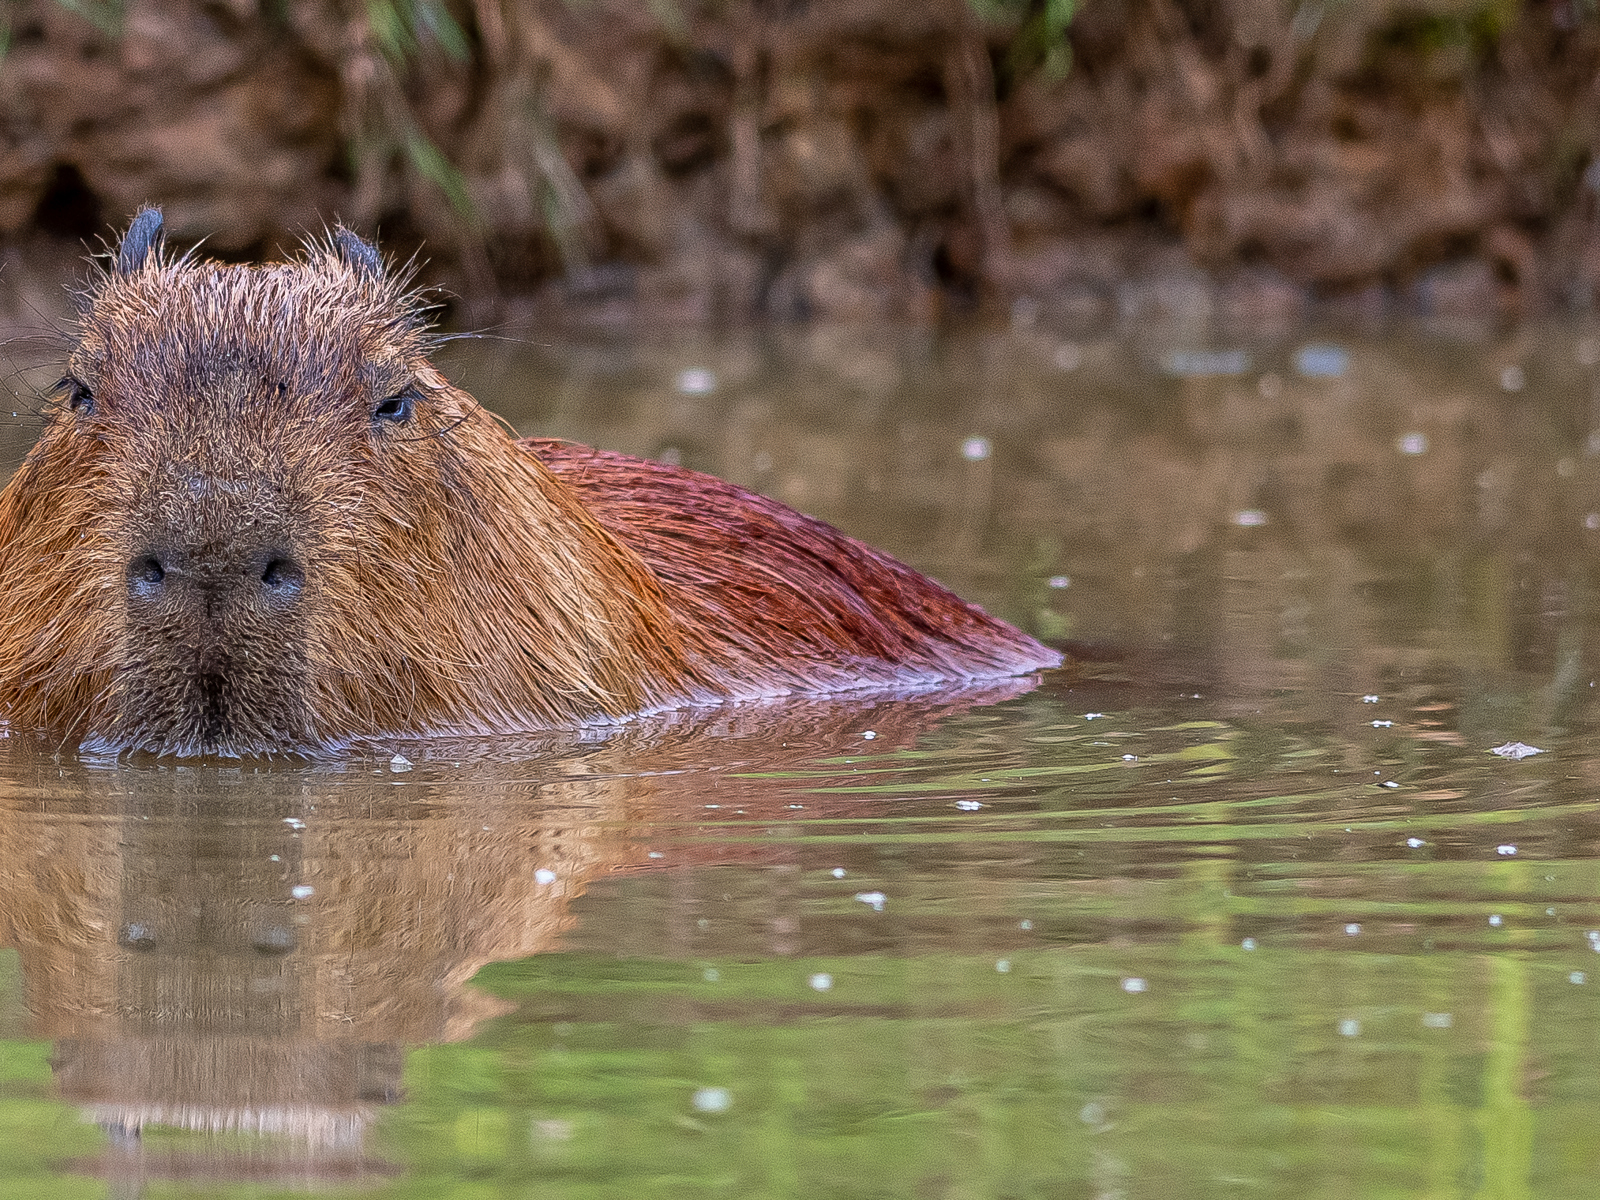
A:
[{"left": 0, "top": 213, "right": 1059, "bottom": 755}]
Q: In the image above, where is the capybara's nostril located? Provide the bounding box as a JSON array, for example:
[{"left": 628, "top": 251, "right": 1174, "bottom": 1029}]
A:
[
  {"left": 127, "top": 554, "right": 166, "bottom": 600},
  {"left": 261, "top": 556, "right": 304, "bottom": 599}
]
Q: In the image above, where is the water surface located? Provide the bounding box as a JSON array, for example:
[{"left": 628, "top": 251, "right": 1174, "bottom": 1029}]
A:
[{"left": 3, "top": 320, "right": 1600, "bottom": 1196}]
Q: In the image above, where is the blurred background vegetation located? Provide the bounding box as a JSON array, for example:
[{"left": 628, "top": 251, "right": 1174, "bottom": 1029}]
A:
[{"left": 1, "top": 0, "right": 1597, "bottom": 324}]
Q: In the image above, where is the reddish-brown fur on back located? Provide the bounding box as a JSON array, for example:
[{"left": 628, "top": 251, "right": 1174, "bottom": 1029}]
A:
[
  {"left": 0, "top": 211, "right": 1058, "bottom": 756},
  {"left": 526, "top": 439, "right": 1057, "bottom": 695}
]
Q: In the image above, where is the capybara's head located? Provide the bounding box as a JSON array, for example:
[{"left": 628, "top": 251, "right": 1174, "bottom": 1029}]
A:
[{"left": 0, "top": 209, "right": 687, "bottom": 756}]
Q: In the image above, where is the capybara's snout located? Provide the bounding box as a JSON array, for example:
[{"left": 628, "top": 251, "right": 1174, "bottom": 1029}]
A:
[
  {"left": 125, "top": 538, "right": 305, "bottom": 612},
  {"left": 123, "top": 466, "right": 308, "bottom": 638}
]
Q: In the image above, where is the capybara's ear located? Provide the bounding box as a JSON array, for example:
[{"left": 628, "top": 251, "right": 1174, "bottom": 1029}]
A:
[
  {"left": 333, "top": 227, "right": 384, "bottom": 279},
  {"left": 116, "top": 207, "right": 165, "bottom": 275}
]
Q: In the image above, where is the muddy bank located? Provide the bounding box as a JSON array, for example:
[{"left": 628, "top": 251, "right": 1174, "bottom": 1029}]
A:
[{"left": 3, "top": 0, "right": 1599, "bottom": 326}]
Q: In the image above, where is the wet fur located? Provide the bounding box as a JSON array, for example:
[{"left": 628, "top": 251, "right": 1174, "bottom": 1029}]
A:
[{"left": 0, "top": 216, "right": 1059, "bottom": 755}]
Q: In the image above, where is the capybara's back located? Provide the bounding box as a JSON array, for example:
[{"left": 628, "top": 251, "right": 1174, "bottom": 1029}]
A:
[{"left": 0, "top": 210, "right": 1059, "bottom": 756}]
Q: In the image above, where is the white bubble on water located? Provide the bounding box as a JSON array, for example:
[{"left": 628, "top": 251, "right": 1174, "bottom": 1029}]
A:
[
  {"left": 1019, "top": 919, "right": 1033, "bottom": 931},
  {"left": 854, "top": 891, "right": 887, "bottom": 912},
  {"left": 861, "top": 730, "right": 876, "bottom": 739},
  {"left": 534, "top": 868, "right": 557, "bottom": 885},
  {"left": 389, "top": 754, "right": 412, "bottom": 772},
  {"left": 692, "top": 1087, "right": 732, "bottom": 1112},
  {"left": 1421, "top": 1012, "right": 1453, "bottom": 1028},
  {"left": 1572, "top": 972, "right": 1588, "bottom": 985},
  {"left": 961, "top": 436, "right": 992, "bottom": 461},
  {"left": 809, "top": 973, "right": 833, "bottom": 991},
  {"left": 996, "top": 959, "right": 1011, "bottom": 973},
  {"left": 955, "top": 800, "right": 984, "bottom": 811},
  {"left": 291, "top": 885, "right": 314, "bottom": 900},
  {"left": 1233, "top": 509, "right": 1269, "bottom": 527},
  {"left": 831, "top": 868, "right": 847, "bottom": 878},
  {"left": 283, "top": 817, "right": 305, "bottom": 830},
  {"left": 1398, "top": 432, "right": 1428, "bottom": 455},
  {"left": 1497, "top": 844, "right": 1518, "bottom": 856},
  {"left": 1500, "top": 364, "right": 1526, "bottom": 392},
  {"left": 703, "top": 968, "right": 720, "bottom": 982},
  {"left": 1362, "top": 694, "right": 1380, "bottom": 703},
  {"left": 1241, "top": 938, "right": 1257, "bottom": 951},
  {"left": 676, "top": 368, "right": 716, "bottom": 395},
  {"left": 1121, "top": 977, "right": 1147, "bottom": 994},
  {"left": 1372, "top": 720, "right": 1393, "bottom": 728},
  {"left": 1407, "top": 837, "right": 1427, "bottom": 848},
  {"left": 1047, "top": 575, "right": 1071, "bottom": 589},
  {"left": 1489, "top": 914, "right": 1503, "bottom": 927},
  {"left": 1345, "top": 923, "right": 1361, "bottom": 936},
  {"left": 1338, "top": 1018, "right": 1361, "bottom": 1037}
]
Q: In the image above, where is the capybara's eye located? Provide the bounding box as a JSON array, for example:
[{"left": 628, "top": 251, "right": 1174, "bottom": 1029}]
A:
[
  {"left": 61, "top": 377, "right": 94, "bottom": 415},
  {"left": 374, "top": 389, "right": 415, "bottom": 425}
]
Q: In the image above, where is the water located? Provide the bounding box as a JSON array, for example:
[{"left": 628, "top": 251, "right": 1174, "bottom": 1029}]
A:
[{"left": 4, "top": 319, "right": 1600, "bottom": 1195}]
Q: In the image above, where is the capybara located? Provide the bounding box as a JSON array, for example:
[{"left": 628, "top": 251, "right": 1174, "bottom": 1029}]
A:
[{"left": 0, "top": 209, "right": 1059, "bottom": 756}]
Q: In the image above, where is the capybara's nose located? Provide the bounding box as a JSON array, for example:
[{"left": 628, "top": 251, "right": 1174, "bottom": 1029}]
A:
[{"left": 127, "top": 546, "right": 304, "bottom": 606}]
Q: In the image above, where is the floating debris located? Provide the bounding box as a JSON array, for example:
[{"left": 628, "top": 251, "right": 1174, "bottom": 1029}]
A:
[
  {"left": 1490, "top": 741, "right": 1544, "bottom": 759},
  {"left": 1047, "top": 574, "right": 1071, "bottom": 589},
  {"left": 955, "top": 800, "right": 984, "bottom": 811},
  {"left": 854, "top": 891, "right": 887, "bottom": 912},
  {"left": 290, "top": 885, "right": 314, "bottom": 900},
  {"left": 1573, "top": 972, "right": 1588, "bottom": 985},
  {"left": 1233, "top": 509, "right": 1269, "bottom": 527},
  {"left": 1496, "top": 844, "right": 1518, "bottom": 856},
  {"left": 282, "top": 817, "right": 305, "bottom": 831},
  {"left": 1294, "top": 343, "right": 1350, "bottom": 377},
  {"left": 1345, "top": 923, "right": 1362, "bottom": 936},
  {"left": 389, "top": 754, "right": 412, "bottom": 772},
  {"left": 861, "top": 730, "right": 876, "bottom": 740},
  {"left": 1362, "top": 694, "right": 1380, "bottom": 703},
  {"left": 1406, "top": 837, "right": 1427, "bottom": 848},
  {"left": 1372, "top": 720, "right": 1393, "bottom": 728},
  {"left": 996, "top": 959, "right": 1011, "bottom": 973},
  {"left": 1121, "top": 977, "right": 1148, "bottom": 993}
]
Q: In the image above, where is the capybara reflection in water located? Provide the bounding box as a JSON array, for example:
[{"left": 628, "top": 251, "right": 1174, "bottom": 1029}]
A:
[{"left": 0, "top": 209, "right": 1059, "bottom": 756}]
